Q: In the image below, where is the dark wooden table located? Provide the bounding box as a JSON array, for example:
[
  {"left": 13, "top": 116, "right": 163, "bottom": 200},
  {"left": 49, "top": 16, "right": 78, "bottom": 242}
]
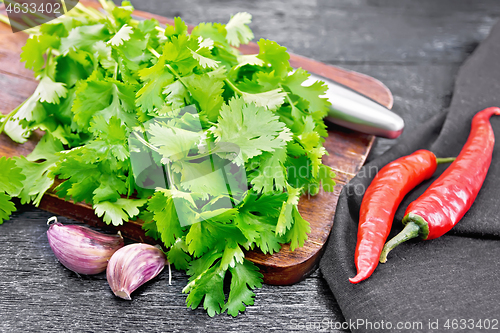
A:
[{"left": 1, "top": 1, "right": 499, "bottom": 332}]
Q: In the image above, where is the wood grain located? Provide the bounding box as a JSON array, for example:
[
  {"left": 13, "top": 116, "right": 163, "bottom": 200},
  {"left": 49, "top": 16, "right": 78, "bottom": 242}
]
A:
[{"left": 0, "top": 1, "right": 392, "bottom": 285}]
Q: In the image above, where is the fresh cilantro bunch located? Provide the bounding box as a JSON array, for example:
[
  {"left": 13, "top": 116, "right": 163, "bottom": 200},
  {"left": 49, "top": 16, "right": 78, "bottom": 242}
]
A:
[{"left": 0, "top": 0, "right": 336, "bottom": 316}]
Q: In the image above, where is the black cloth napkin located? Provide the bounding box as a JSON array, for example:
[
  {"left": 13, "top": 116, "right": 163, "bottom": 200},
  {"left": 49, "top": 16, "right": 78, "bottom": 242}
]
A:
[{"left": 320, "top": 20, "right": 500, "bottom": 333}]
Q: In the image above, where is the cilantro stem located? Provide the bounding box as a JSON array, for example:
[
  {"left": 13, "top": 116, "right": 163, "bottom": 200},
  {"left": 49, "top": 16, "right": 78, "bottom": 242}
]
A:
[
  {"left": 20, "top": 15, "right": 38, "bottom": 31},
  {"left": 155, "top": 26, "right": 165, "bottom": 34},
  {"left": 98, "top": 0, "right": 111, "bottom": 12},
  {"left": 0, "top": 13, "right": 38, "bottom": 34},
  {"left": 166, "top": 64, "right": 189, "bottom": 90},
  {"left": 147, "top": 46, "right": 161, "bottom": 58},
  {"left": 163, "top": 158, "right": 177, "bottom": 190},
  {"left": 60, "top": 0, "right": 68, "bottom": 14},
  {"left": 75, "top": 3, "right": 103, "bottom": 20},
  {"left": 44, "top": 49, "right": 53, "bottom": 76},
  {"left": 224, "top": 79, "right": 244, "bottom": 96},
  {"left": 147, "top": 47, "right": 191, "bottom": 92},
  {"left": 132, "top": 131, "right": 159, "bottom": 153},
  {"left": 0, "top": 13, "right": 10, "bottom": 26},
  {"left": 280, "top": 84, "right": 294, "bottom": 106},
  {"left": 133, "top": 130, "right": 175, "bottom": 190},
  {"left": 89, "top": 6, "right": 109, "bottom": 20},
  {"left": 0, "top": 98, "right": 28, "bottom": 135},
  {"left": 279, "top": 83, "right": 303, "bottom": 114}
]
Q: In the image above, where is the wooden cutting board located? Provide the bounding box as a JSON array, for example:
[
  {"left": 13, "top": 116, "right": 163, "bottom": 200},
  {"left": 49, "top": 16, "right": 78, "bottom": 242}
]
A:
[{"left": 0, "top": 0, "right": 393, "bottom": 285}]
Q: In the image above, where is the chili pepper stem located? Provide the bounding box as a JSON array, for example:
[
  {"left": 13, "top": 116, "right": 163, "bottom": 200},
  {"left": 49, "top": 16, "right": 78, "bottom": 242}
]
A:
[
  {"left": 435, "top": 157, "right": 456, "bottom": 164},
  {"left": 379, "top": 222, "right": 420, "bottom": 263}
]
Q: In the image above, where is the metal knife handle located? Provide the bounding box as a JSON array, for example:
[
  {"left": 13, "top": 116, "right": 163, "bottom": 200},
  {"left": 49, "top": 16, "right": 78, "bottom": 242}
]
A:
[{"left": 306, "top": 73, "right": 404, "bottom": 139}]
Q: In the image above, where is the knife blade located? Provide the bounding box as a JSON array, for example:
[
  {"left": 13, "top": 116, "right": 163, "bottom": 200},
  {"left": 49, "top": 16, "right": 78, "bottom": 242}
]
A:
[{"left": 304, "top": 73, "right": 404, "bottom": 139}]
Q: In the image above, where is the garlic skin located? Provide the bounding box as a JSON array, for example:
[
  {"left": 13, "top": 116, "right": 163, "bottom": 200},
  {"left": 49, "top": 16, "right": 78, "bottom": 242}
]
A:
[
  {"left": 107, "top": 243, "right": 166, "bottom": 300},
  {"left": 46, "top": 217, "right": 124, "bottom": 275}
]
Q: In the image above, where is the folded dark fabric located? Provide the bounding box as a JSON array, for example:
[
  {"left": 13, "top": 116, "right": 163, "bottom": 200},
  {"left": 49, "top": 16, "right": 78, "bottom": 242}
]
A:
[{"left": 320, "top": 20, "right": 500, "bottom": 333}]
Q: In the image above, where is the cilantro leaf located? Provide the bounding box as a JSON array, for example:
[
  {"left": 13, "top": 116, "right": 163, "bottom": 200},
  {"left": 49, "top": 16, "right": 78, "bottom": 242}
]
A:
[
  {"left": 225, "top": 12, "right": 253, "bottom": 47},
  {"left": 285, "top": 206, "right": 311, "bottom": 251},
  {"left": 14, "top": 134, "right": 63, "bottom": 206},
  {"left": 184, "top": 261, "right": 226, "bottom": 317},
  {"left": 189, "top": 38, "right": 220, "bottom": 69},
  {"left": 223, "top": 259, "right": 263, "bottom": 317},
  {"left": 88, "top": 115, "right": 130, "bottom": 162},
  {"left": 107, "top": 24, "right": 133, "bottom": 46},
  {"left": 185, "top": 221, "right": 216, "bottom": 258},
  {"left": 220, "top": 243, "right": 244, "bottom": 271},
  {"left": 147, "top": 191, "right": 184, "bottom": 248},
  {"left": 241, "top": 88, "right": 287, "bottom": 110},
  {"left": 2, "top": 117, "right": 32, "bottom": 144},
  {"left": 136, "top": 55, "right": 175, "bottom": 113},
  {"left": 211, "top": 97, "right": 289, "bottom": 162},
  {"left": 297, "top": 115, "right": 328, "bottom": 177},
  {"left": 39, "top": 15, "right": 88, "bottom": 38},
  {"left": 176, "top": 159, "right": 237, "bottom": 200},
  {"left": 3, "top": 93, "right": 47, "bottom": 143},
  {"left": 164, "top": 17, "right": 188, "bottom": 38},
  {"left": 92, "top": 173, "right": 128, "bottom": 203},
  {"left": 162, "top": 80, "right": 189, "bottom": 110},
  {"left": 168, "top": 238, "right": 192, "bottom": 270},
  {"left": 52, "top": 148, "right": 101, "bottom": 203},
  {"left": 94, "top": 198, "right": 147, "bottom": 226},
  {"left": 275, "top": 185, "right": 302, "bottom": 236},
  {"left": 235, "top": 54, "right": 265, "bottom": 69},
  {"left": 20, "top": 34, "right": 60, "bottom": 72},
  {"left": 110, "top": 2, "right": 134, "bottom": 26},
  {"left": 92, "top": 41, "right": 117, "bottom": 70},
  {"left": 0, "top": 157, "right": 25, "bottom": 224},
  {"left": 0, "top": 156, "right": 26, "bottom": 196},
  {"left": 234, "top": 211, "right": 284, "bottom": 254},
  {"left": 240, "top": 191, "right": 288, "bottom": 217},
  {"left": 183, "top": 73, "right": 225, "bottom": 122},
  {"left": 186, "top": 250, "right": 222, "bottom": 281},
  {"left": 72, "top": 74, "right": 137, "bottom": 130},
  {"left": 257, "top": 39, "right": 292, "bottom": 78},
  {"left": 191, "top": 22, "right": 228, "bottom": 46},
  {"left": 34, "top": 76, "right": 68, "bottom": 104},
  {"left": 55, "top": 54, "right": 93, "bottom": 88},
  {"left": 319, "top": 164, "right": 336, "bottom": 193},
  {"left": 0, "top": 192, "right": 16, "bottom": 225},
  {"left": 283, "top": 68, "right": 331, "bottom": 120},
  {"left": 162, "top": 34, "right": 199, "bottom": 74},
  {"left": 249, "top": 148, "right": 288, "bottom": 194},
  {"left": 148, "top": 121, "right": 203, "bottom": 161},
  {"left": 60, "top": 24, "right": 110, "bottom": 54}
]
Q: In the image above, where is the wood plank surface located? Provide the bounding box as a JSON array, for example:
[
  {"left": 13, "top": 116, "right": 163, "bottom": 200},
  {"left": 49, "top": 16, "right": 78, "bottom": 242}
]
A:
[
  {"left": 1, "top": 1, "right": 499, "bottom": 332},
  {"left": 0, "top": 0, "right": 392, "bottom": 285}
]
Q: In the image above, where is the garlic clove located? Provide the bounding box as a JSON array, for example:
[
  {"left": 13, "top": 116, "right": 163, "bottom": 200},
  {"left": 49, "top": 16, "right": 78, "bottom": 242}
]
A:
[
  {"left": 106, "top": 243, "right": 167, "bottom": 300},
  {"left": 46, "top": 216, "right": 124, "bottom": 275}
]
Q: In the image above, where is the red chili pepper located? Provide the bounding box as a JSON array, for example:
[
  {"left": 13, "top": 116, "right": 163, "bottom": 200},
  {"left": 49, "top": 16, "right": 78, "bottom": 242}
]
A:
[
  {"left": 349, "top": 150, "right": 454, "bottom": 284},
  {"left": 380, "top": 107, "right": 500, "bottom": 263}
]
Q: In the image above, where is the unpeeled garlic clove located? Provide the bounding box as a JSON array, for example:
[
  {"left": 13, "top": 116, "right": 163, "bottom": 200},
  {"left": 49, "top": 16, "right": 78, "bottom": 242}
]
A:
[
  {"left": 46, "top": 216, "right": 124, "bottom": 275},
  {"left": 106, "top": 243, "right": 166, "bottom": 300}
]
